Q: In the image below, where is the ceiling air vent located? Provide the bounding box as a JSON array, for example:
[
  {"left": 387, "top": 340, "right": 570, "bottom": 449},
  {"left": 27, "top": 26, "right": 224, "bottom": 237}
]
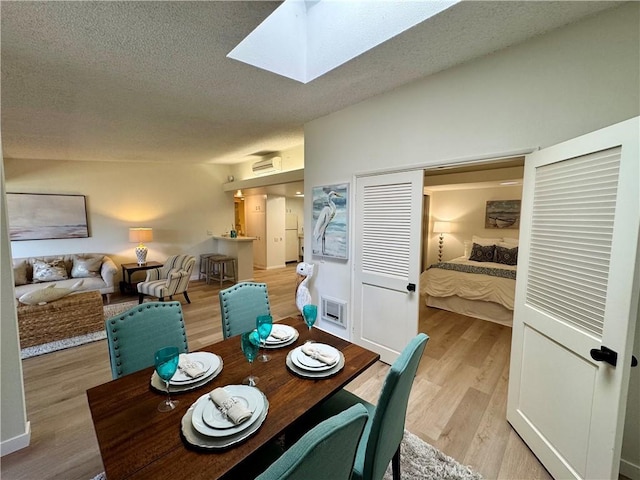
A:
[{"left": 252, "top": 156, "right": 282, "bottom": 176}]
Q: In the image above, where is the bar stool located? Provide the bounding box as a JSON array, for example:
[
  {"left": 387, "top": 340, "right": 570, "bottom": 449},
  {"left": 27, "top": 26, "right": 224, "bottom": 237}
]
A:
[
  {"left": 206, "top": 255, "right": 237, "bottom": 286},
  {"left": 199, "top": 253, "right": 217, "bottom": 281}
]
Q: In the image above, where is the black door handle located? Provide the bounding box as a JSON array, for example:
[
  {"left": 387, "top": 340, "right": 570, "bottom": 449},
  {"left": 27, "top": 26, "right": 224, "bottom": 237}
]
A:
[
  {"left": 590, "top": 346, "right": 618, "bottom": 366},
  {"left": 406, "top": 283, "right": 416, "bottom": 292},
  {"left": 589, "top": 346, "right": 639, "bottom": 367}
]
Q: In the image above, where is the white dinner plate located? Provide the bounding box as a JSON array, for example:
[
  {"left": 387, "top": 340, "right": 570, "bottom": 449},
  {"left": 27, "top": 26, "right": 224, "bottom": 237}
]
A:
[
  {"left": 150, "top": 354, "right": 223, "bottom": 393},
  {"left": 171, "top": 352, "right": 219, "bottom": 384},
  {"left": 181, "top": 393, "right": 269, "bottom": 450},
  {"left": 294, "top": 343, "right": 340, "bottom": 369},
  {"left": 202, "top": 385, "right": 263, "bottom": 429},
  {"left": 192, "top": 386, "right": 264, "bottom": 437},
  {"left": 286, "top": 349, "right": 345, "bottom": 379},
  {"left": 263, "top": 325, "right": 299, "bottom": 349},
  {"left": 265, "top": 325, "right": 296, "bottom": 344},
  {"left": 291, "top": 349, "right": 336, "bottom": 372}
]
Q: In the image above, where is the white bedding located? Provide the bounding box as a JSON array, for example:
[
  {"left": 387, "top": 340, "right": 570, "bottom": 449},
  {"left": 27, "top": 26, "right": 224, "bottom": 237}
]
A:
[{"left": 419, "top": 256, "right": 516, "bottom": 311}]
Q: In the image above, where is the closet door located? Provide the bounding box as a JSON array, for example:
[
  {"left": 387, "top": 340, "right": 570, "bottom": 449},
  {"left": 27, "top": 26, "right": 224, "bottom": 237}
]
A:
[
  {"left": 353, "top": 170, "right": 424, "bottom": 364},
  {"left": 507, "top": 117, "right": 639, "bottom": 479}
]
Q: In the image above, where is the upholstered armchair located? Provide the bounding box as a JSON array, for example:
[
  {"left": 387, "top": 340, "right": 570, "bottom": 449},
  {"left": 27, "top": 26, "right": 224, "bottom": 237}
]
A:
[{"left": 137, "top": 254, "right": 196, "bottom": 304}]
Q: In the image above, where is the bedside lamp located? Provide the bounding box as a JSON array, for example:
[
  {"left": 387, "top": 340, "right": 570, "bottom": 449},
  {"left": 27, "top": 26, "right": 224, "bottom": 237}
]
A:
[
  {"left": 433, "top": 222, "right": 451, "bottom": 263},
  {"left": 129, "top": 227, "right": 153, "bottom": 265}
]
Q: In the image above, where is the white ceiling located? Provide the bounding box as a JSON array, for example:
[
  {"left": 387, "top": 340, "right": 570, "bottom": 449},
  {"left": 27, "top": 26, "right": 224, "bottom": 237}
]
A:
[{"left": 0, "top": 1, "right": 622, "bottom": 166}]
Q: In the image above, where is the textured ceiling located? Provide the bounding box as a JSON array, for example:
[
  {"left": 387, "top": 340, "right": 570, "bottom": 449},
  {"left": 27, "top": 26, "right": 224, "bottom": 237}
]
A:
[{"left": 0, "top": 1, "right": 622, "bottom": 165}]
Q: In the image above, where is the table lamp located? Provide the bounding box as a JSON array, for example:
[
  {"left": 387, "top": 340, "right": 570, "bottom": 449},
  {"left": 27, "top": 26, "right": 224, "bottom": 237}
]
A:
[
  {"left": 433, "top": 221, "right": 451, "bottom": 262},
  {"left": 129, "top": 227, "right": 153, "bottom": 265}
]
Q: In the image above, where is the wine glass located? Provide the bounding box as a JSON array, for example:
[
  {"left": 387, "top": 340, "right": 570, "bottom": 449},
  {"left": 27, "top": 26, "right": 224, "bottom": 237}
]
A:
[
  {"left": 241, "top": 331, "right": 261, "bottom": 386},
  {"left": 302, "top": 304, "right": 318, "bottom": 332},
  {"left": 154, "top": 346, "right": 180, "bottom": 412},
  {"left": 256, "top": 314, "right": 273, "bottom": 362}
]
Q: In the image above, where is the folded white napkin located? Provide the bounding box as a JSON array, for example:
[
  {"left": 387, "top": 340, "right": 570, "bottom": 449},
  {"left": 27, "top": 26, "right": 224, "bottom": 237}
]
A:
[
  {"left": 209, "top": 388, "right": 253, "bottom": 425},
  {"left": 178, "top": 353, "right": 205, "bottom": 379},
  {"left": 301, "top": 343, "right": 338, "bottom": 366},
  {"left": 268, "top": 327, "right": 290, "bottom": 341}
]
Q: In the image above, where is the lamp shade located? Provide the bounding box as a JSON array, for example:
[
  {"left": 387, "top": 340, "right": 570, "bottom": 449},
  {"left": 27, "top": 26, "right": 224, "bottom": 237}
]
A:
[
  {"left": 129, "top": 227, "right": 153, "bottom": 243},
  {"left": 433, "top": 222, "right": 451, "bottom": 234}
]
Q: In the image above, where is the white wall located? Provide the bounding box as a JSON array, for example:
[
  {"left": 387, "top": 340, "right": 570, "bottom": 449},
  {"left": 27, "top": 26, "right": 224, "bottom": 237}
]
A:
[
  {"left": 4, "top": 159, "right": 233, "bottom": 271},
  {"left": 303, "top": 3, "right": 639, "bottom": 338},
  {"left": 0, "top": 160, "right": 30, "bottom": 456},
  {"left": 303, "top": 3, "right": 639, "bottom": 472},
  {"left": 425, "top": 185, "right": 522, "bottom": 266}
]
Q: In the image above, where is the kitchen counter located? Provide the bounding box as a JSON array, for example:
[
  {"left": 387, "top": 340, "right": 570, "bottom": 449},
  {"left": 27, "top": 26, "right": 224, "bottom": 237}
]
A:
[{"left": 212, "top": 236, "right": 256, "bottom": 282}]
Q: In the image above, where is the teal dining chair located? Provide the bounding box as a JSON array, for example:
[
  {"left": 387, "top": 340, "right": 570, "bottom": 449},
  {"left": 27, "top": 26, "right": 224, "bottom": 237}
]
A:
[
  {"left": 310, "top": 333, "right": 429, "bottom": 480},
  {"left": 255, "top": 404, "right": 369, "bottom": 480},
  {"left": 218, "top": 281, "right": 271, "bottom": 339},
  {"left": 104, "top": 301, "right": 189, "bottom": 379}
]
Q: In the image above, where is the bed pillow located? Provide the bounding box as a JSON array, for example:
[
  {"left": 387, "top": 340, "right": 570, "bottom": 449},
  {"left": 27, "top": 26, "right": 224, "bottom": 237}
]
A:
[
  {"left": 32, "top": 259, "right": 69, "bottom": 283},
  {"left": 14, "top": 261, "right": 28, "bottom": 286},
  {"left": 71, "top": 255, "right": 103, "bottom": 278},
  {"left": 472, "top": 235, "right": 502, "bottom": 246},
  {"left": 501, "top": 237, "right": 519, "bottom": 246},
  {"left": 496, "top": 245, "right": 518, "bottom": 266},
  {"left": 463, "top": 241, "right": 472, "bottom": 258},
  {"left": 469, "top": 243, "right": 496, "bottom": 263}
]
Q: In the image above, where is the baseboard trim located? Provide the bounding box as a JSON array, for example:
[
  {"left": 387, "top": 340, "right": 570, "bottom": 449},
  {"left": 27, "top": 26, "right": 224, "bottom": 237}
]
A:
[
  {"left": 621, "top": 457, "right": 640, "bottom": 480},
  {"left": 0, "top": 421, "right": 31, "bottom": 457}
]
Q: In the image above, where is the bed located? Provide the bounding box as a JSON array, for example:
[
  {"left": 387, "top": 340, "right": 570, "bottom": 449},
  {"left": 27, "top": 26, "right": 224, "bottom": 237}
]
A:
[{"left": 419, "top": 239, "right": 518, "bottom": 326}]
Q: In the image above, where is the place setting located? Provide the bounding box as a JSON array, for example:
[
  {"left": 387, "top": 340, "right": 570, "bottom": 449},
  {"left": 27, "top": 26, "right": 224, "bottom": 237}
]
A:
[
  {"left": 262, "top": 323, "right": 299, "bottom": 349},
  {"left": 182, "top": 332, "right": 269, "bottom": 449},
  {"left": 151, "top": 349, "right": 223, "bottom": 394},
  {"left": 285, "top": 304, "right": 345, "bottom": 378},
  {"left": 286, "top": 341, "right": 345, "bottom": 378},
  {"left": 181, "top": 384, "right": 269, "bottom": 449}
]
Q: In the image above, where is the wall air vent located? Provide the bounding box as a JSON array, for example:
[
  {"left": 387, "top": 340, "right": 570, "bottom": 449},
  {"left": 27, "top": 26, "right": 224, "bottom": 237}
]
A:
[
  {"left": 252, "top": 156, "right": 282, "bottom": 176},
  {"left": 321, "top": 296, "right": 347, "bottom": 329}
]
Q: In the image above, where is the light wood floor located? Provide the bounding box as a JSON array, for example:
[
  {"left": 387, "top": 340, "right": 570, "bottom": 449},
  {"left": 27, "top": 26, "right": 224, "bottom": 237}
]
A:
[{"left": 2, "top": 264, "right": 551, "bottom": 480}]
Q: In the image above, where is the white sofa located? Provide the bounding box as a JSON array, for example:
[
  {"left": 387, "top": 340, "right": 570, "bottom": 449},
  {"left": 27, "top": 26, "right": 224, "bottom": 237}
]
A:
[{"left": 13, "top": 254, "right": 118, "bottom": 303}]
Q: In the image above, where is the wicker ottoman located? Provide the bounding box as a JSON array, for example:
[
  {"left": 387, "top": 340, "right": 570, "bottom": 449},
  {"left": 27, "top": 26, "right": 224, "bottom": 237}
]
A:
[{"left": 17, "top": 291, "right": 104, "bottom": 348}]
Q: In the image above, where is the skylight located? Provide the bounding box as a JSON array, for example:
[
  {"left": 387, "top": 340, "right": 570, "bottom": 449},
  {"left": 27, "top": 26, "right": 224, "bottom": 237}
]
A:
[{"left": 228, "top": 0, "right": 460, "bottom": 84}]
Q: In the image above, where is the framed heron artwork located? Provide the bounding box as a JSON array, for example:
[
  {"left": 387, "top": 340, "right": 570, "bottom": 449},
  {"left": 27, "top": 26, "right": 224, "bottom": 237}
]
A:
[{"left": 312, "top": 183, "right": 348, "bottom": 260}]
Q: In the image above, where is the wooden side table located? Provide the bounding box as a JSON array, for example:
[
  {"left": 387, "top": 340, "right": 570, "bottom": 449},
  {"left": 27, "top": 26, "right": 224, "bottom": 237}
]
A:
[{"left": 119, "top": 261, "right": 162, "bottom": 294}]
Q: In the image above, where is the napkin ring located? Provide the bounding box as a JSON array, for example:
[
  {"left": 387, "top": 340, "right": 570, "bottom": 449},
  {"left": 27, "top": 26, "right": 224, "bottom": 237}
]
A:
[
  {"left": 308, "top": 350, "right": 320, "bottom": 360},
  {"left": 218, "top": 398, "right": 237, "bottom": 418}
]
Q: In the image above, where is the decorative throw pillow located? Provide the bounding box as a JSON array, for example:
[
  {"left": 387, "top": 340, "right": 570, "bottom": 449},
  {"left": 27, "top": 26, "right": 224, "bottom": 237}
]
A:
[
  {"left": 472, "top": 235, "right": 502, "bottom": 246},
  {"left": 71, "top": 255, "right": 103, "bottom": 278},
  {"left": 13, "top": 261, "right": 28, "bottom": 286},
  {"left": 469, "top": 243, "right": 496, "bottom": 263},
  {"left": 32, "top": 259, "right": 69, "bottom": 283},
  {"left": 496, "top": 245, "right": 518, "bottom": 266}
]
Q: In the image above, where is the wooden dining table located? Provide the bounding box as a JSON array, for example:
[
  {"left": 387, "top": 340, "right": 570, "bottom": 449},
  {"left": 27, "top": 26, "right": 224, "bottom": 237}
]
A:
[{"left": 86, "top": 317, "right": 380, "bottom": 480}]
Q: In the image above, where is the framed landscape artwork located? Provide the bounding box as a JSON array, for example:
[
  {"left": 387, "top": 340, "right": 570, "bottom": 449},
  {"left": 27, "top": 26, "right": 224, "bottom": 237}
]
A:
[
  {"left": 312, "top": 183, "right": 348, "bottom": 260},
  {"left": 7, "top": 193, "right": 89, "bottom": 241},
  {"left": 485, "top": 199, "right": 521, "bottom": 229}
]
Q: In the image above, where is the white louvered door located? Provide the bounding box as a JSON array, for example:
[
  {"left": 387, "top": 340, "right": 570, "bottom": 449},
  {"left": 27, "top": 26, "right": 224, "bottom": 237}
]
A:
[
  {"left": 507, "top": 117, "right": 639, "bottom": 480},
  {"left": 353, "top": 170, "right": 424, "bottom": 364}
]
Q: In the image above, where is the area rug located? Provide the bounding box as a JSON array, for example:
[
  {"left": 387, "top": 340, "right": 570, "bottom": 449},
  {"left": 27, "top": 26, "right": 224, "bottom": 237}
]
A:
[
  {"left": 20, "top": 300, "right": 140, "bottom": 359},
  {"left": 89, "top": 430, "right": 482, "bottom": 480}
]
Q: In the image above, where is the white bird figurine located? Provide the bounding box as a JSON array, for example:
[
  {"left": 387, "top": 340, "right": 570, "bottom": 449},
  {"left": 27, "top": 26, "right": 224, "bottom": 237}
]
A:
[
  {"left": 313, "top": 191, "right": 342, "bottom": 255},
  {"left": 295, "top": 262, "right": 315, "bottom": 315}
]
